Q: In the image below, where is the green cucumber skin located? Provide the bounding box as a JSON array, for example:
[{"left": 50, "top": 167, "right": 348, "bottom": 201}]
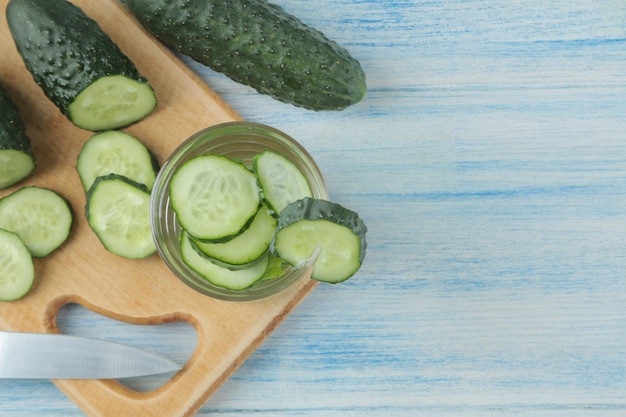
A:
[
  {"left": 6, "top": 0, "right": 148, "bottom": 119},
  {"left": 277, "top": 197, "right": 368, "bottom": 265},
  {"left": 125, "top": 0, "right": 366, "bottom": 111},
  {"left": 0, "top": 84, "right": 33, "bottom": 158}
]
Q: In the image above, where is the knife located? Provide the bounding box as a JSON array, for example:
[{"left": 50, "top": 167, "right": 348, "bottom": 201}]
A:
[{"left": 0, "top": 331, "right": 182, "bottom": 379}]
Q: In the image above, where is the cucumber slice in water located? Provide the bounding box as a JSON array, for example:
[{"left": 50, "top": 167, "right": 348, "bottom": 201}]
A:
[
  {"left": 254, "top": 150, "right": 312, "bottom": 216},
  {"left": 0, "top": 228, "right": 35, "bottom": 301},
  {"left": 77, "top": 130, "right": 158, "bottom": 191},
  {"left": 0, "top": 186, "right": 73, "bottom": 257},
  {"left": 190, "top": 204, "right": 277, "bottom": 268},
  {"left": 273, "top": 197, "right": 367, "bottom": 283},
  {"left": 181, "top": 232, "right": 270, "bottom": 290},
  {"left": 170, "top": 154, "right": 260, "bottom": 242},
  {"left": 86, "top": 174, "right": 155, "bottom": 259}
]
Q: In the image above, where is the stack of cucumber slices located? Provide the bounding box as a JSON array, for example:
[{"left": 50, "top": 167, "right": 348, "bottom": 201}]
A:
[
  {"left": 169, "top": 149, "right": 367, "bottom": 291},
  {"left": 77, "top": 131, "right": 159, "bottom": 260}
]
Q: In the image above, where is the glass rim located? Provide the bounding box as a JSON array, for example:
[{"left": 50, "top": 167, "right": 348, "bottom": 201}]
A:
[{"left": 150, "top": 121, "right": 328, "bottom": 301}]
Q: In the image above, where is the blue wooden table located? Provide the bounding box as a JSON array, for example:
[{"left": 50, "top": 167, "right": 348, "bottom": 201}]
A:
[{"left": 2, "top": 0, "right": 626, "bottom": 415}]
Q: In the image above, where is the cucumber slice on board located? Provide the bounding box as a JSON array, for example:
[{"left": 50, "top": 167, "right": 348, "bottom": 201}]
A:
[
  {"left": 0, "top": 186, "right": 73, "bottom": 258},
  {"left": 6, "top": 0, "right": 157, "bottom": 131},
  {"left": 0, "top": 228, "right": 35, "bottom": 301},
  {"left": 190, "top": 204, "right": 277, "bottom": 268},
  {"left": 169, "top": 154, "right": 261, "bottom": 242},
  {"left": 273, "top": 197, "right": 367, "bottom": 283},
  {"left": 76, "top": 130, "right": 159, "bottom": 192},
  {"left": 0, "top": 84, "right": 35, "bottom": 190},
  {"left": 254, "top": 150, "right": 312, "bottom": 216},
  {"left": 0, "top": 150, "right": 35, "bottom": 190},
  {"left": 181, "top": 232, "right": 270, "bottom": 291},
  {"left": 85, "top": 174, "right": 155, "bottom": 259}
]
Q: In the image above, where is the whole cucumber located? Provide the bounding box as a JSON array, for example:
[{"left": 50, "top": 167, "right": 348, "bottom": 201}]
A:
[{"left": 126, "top": 0, "right": 366, "bottom": 111}]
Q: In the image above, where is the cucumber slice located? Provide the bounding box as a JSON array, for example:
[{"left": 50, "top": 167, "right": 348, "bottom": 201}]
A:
[
  {"left": 68, "top": 75, "right": 157, "bottom": 131},
  {"left": 77, "top": 130, "right": 159, "bottom": 192},
  {"left": 181, "top": 232, "right": 270, "bottom": 290},
  {"left": 273, "top": 198, "right": 367, "bottom": 283},
  {"left": 0, "top": 228, "right": 35, "bottom": 301},
  {"left": 261, "top": 253, "right": 292, "bottom": 281},
  {"left": 86, "top": 174, "right": 155, "bottom": 259},
  {"left": 170, "top": 154, "right": 260, "bottom": 242},
  {"left": 190, "top": 204, "right": 277, "bottom": 268},
  {"left": 0, "top": 186, "right": 73, "bottom": 258},
  {"left": 254, "top": 150, "right": 312, "bottom": 216},
  {"left": 0, "top": 150, "right": 35, "bottom": 190}
]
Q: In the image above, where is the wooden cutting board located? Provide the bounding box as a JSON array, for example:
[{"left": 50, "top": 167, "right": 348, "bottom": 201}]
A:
[{"left": 0, "top": 1, "right": 318, "bottom": 416}]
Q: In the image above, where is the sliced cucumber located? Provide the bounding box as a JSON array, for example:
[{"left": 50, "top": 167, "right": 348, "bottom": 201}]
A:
[
  {"left": 86, "top": 174, "right": 155, "bottom": 259},
  {"left": 0, "top": 150, "right": 35, "bottom": 190},
  {"left": 273, "top": 198, "right": 367, "bottom": 283},
  {"left": 254, "top": 150, "right": 312, "bottom": 216},
  {"left": 190, "top": 204, "right": 277, "bottom": 268},
  {"left": 77, "top": 130, "right": 159, "bottom": 192},
  {"left": 170, "top": 154, "right": 260, "bottom": 242},
  {"left": 0, "top": 228, "right": 35, "bottom": 301},
  {"left": 181, "top": 232, "right": 269, "bottom": 290},
  {"left": 68, "top": 75, "right": 157, "bottom": 132},
  {"left": 7, "top": 0, "right": 156, "bottom": 131},
  {"left": 0, "top": 186, "right": 73, "bottom": 257},
  {"left": 0, "top": 84, "right": 35, "bottom": 189},
  {"left": 261, "top": 253, "right": 292, "bottom": 281}
]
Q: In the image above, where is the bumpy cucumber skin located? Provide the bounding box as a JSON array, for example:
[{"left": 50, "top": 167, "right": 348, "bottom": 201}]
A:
[
  {"left": 0, "top": 84, "right": 35, "bottom": 188},
  {"left": 6, "top": 0, "right": 150, "bottom": 122},
  {"left": 125, "top": 0, "right": 366, "bottom": 110},
  {"left": 277, "top": 197, "right": 367, "bottom": 265},
  {"left": 0, "top": 84, "right": 33, "bottom": 158}
]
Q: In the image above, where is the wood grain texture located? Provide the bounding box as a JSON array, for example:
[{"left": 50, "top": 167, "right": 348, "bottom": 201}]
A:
[{"left": 2, "top": 0, "right": 626, "bottom": 416}]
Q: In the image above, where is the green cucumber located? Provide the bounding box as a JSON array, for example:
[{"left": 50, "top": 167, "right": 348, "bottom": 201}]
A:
[
  {"left": 169, "top": 154, "right": 261, "bottom": 242},
  {"left": 0, "top": 84, "right": 35, "bottom": 190},
  {"left": 0, "top": 228, "right": 35, "bottom": 301},
  {"left": 77, "top": 131, "right": 159, "bottom": 192},
  {"left": 85, "top": 174, "right": 156, "bottom": 259},
  {"left": 261, "top": 253, "right": 291, "bottom": 281},
  {"left": 190, "top": 204, "right": 277, "bottom": 268},
  {"left": 181, "top": 232, "right": 269, "bottom": 290},
  {"left": 6, "top": 0, "right": 157, "bottom": 131},
  {"left": 273, "top": 197, "right": 367, "bottom": 283},
  {"left": 254, "top": 150, "right": 312, "bottom": 216},
  {"left": 125, "top": 0, "right": 366, "bottom": 111},
  {"left": 0, "top": 186, "right": 73, "bottom": 258}
]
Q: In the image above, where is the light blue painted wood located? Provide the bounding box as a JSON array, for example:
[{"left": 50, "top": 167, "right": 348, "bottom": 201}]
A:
[{"left": 2, "top": 0, "right": 626, "bottom": 415}]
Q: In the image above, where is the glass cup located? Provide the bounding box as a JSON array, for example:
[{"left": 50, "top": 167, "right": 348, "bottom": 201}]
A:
[{"left": 150, "top": 121, "right": 328, "bottom": 301}]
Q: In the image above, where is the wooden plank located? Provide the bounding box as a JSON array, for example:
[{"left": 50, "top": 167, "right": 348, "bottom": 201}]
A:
[{"left": 0, "top": 1, "right": 318, "bottom": 416}]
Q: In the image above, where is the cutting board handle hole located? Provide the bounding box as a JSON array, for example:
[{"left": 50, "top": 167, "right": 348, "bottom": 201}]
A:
[{"left": 55, "top": 302, "right": 198, "bottom": 392}]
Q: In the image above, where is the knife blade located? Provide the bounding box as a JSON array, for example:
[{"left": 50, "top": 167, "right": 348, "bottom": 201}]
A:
[{"left": 0, "top": 331, "right": 182, "bottom": 379}]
